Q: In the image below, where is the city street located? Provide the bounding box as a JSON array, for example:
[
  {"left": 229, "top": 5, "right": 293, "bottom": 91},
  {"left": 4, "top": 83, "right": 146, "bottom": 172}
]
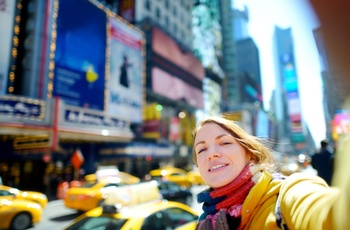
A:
[
  {"left": 28, "top": 167, "right": 318, "bottom": 230},
  {"left": 29, "top": 185, "right": 206, "bottom": 230}
]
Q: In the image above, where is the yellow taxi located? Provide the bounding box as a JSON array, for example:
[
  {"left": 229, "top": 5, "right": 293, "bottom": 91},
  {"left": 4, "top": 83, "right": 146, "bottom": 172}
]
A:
[
  {"left": 84, "top": 171, "right": 140, "bottom": 185},
  {"left": 64, "top": 172, "right": 140, "bottom": 212},
  {"left": 0, "top": 197, "right": 43, "bottom": 230},
  {"left": 149, "top": 166, "right": 193, "bottom": 189},
  {"left": 0, "top": 185, "right": 48, "bottom": 208},
  {"left": 63, "top": 181, "right": 199, "bottom": 230},
  {"left": 187, "top": 170, "right": 205, "bottom": 185}
]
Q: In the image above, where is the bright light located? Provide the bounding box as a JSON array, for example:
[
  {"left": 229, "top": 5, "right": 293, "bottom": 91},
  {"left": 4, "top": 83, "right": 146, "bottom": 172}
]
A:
[
  {"left": 178, "top": 111, "right": 186, "bottom": 119},
  {"left": 101, "top": 129, "right": 109, "bottom": 136},
  {"left": 156, "top": 104, "right": 163, "bottom": 111}
]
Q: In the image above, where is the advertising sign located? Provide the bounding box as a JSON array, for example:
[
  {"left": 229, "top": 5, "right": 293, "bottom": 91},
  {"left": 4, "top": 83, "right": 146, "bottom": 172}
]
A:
[
  {"left": 107, "top": 16, "right": 144, "bottom": 123},
  {"left": 0, "top": 0, "right": 16, "bottom": 95},
  {"left": 0, "top": 95, "right": 47, "bottom": 122},
  {"left": 152, "top": 67, "right": 204, "bottom": 109},
  {"left": 99, "top": 142, "right": 175, "bottom": 158},
  {"left": 332, "top": 110, "right": 350, "bottom": 140},
  {"left": 152, "top": 28, "right": 205, "bottom": 81},
  {"left": 53, "top": 0, "right": 107, "bottom": 111},
  {"left": 256, "top": 110, "right": 269, "bottom": 138}
]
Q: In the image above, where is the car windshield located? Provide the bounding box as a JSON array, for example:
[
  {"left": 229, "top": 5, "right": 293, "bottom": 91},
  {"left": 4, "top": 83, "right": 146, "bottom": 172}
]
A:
[
  {"left": 65, "top": 216, "right": 127, "bottom": 230},
  {"left": 81, "top": 181, "right": 98, "bottom": 188},
  {"left": 150, "top": 176, "right": 163, "bottom": 181}
]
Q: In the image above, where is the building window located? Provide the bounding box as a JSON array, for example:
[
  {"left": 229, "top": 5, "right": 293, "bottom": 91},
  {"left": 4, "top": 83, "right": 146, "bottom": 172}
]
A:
[
  {"left": 173, "top": 6, "right": 177, "bottom": 17},
  {"left": 156, "top": 7, "right": 161, "bottom": 19},
  {"left": 145, "top": 0, "right": 150, "bottom": 10},
  {"left": 165, "top": 0, "right": 169, "bottom": 9},
  {"left": 165, "top": 16, "right": 169, "bottom": 27}
]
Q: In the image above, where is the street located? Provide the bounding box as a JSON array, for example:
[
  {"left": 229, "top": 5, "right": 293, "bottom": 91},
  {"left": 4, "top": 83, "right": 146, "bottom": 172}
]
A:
[
  {"left": 28, "top": 185, "right": 206, "bottom": 230},
  {"left": 28, "top": 167, "right": 317, "bottom": 230}
]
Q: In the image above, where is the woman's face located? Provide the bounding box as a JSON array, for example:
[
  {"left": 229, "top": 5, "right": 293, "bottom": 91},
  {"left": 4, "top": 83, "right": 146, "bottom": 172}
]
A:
[{"left": 194, "top": 123, "right": 251, "bottom": 188}]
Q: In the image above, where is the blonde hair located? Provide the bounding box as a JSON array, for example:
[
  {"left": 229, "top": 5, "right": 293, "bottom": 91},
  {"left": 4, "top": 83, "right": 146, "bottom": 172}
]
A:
[{"left": 192, "top": 116, "right": 276, "bottom": 172}]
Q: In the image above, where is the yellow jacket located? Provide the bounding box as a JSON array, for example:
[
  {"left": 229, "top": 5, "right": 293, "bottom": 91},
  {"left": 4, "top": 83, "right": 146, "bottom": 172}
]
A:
[{"left": 240, "top": 169, "right": 343, "bottom": 230}]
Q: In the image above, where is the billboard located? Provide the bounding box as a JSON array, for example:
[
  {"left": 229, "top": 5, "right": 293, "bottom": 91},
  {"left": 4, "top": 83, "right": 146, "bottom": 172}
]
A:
[
  {"left": 282, "top": 54, "right": 305, "bottom": 145},
  {"left": 256, "top": 110, "right": 269, "bottom": 138},
  {"left": 332, "top": 110, "right": 350, "bottom": 140},
  {"left": 106, "top": 16, "right": 144, "bottom": 123},
  {"left": 152, "top": 28, "right": 204, "bottom": 81},
  {"left": 53, "top": 0, "right": 107, "bottom": 111},
  {"left": 0, "top": 0, "right": 16, "bottom": 95},
  {"left": 152, "top": 67, "right": 203, "bottom": 109}
]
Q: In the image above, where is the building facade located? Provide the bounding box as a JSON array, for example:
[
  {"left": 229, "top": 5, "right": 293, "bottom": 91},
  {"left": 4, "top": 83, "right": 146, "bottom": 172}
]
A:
[{"left": 0, "top": 0, "right": 203, "bottom": 196}]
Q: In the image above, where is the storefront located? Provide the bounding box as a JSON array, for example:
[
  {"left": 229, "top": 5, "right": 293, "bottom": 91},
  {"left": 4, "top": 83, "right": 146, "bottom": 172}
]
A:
[{"left": 0, "top": 96, "right": 135, "bottom": 199}]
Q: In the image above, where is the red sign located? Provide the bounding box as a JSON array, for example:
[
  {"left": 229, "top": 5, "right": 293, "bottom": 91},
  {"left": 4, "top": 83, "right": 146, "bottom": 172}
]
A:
[
  {"left": 170, "top": 117, "right": 180, "bottom": 142},
  {"left": 71, "top": 149, "right": 84, "bottom": 169}
]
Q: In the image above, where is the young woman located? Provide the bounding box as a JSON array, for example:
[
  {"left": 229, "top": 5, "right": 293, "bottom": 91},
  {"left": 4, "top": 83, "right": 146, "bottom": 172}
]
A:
[{"left": 193, "top": 116, "right": 348, "bottom": 229}]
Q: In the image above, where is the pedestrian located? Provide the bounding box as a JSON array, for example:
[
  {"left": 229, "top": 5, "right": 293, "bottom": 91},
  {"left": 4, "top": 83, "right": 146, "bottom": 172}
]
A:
[
  {"left": 192, "top": 115, "right": 348, "bottom": 229},
  {"left": 311, "top": 139, "right": 334, "bottom": 185}
]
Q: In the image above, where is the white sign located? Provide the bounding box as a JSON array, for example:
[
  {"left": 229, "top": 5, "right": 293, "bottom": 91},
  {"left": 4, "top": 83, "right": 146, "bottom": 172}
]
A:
[{"left": 107, "top": 17, "right": 144, "bottom": 123}]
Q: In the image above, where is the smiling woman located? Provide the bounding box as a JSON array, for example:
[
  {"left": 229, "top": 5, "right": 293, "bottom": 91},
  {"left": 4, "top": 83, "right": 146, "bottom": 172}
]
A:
[{"left": 192, "top": 115, "right": 350, "bottom": 229}]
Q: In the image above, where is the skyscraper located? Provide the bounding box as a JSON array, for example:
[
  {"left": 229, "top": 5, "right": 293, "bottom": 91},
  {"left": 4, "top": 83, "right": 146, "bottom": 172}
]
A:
[{"left": 273, "top": 26, "right": 306, "bottom": 153}]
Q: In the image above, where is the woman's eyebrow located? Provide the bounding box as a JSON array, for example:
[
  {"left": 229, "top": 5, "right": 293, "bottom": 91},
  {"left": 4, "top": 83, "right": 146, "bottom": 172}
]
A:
[
  {"left": 216, "top": 134, "right": 232, "bottom": 140},
  {"left": 195, "top": 140, "right": 205, "bottom": 147},
  {"left": 195, "top": 134, "right": 232, "bottom": 147}
]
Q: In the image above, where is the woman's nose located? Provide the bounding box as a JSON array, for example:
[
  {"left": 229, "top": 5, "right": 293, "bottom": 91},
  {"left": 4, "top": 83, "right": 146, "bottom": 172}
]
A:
[{"left": 207, "top": 145, "right": 221, "bottom": 159}]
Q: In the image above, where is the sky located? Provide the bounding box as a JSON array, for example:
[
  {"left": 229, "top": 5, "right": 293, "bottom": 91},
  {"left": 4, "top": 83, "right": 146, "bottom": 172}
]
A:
[{"left": 232, "top": 0, "right": 326, "bottom": 146}]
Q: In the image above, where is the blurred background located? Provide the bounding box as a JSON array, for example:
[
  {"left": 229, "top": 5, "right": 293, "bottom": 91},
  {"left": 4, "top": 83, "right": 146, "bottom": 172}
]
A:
[{"left": 0, "top": 0, "right": 345, "bottom": 198}]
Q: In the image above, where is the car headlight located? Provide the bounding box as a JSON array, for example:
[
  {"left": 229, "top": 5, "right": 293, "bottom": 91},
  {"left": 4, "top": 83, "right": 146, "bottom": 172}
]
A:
[{"left": 27, "top": 202, "right": 41, "bottom": 209}]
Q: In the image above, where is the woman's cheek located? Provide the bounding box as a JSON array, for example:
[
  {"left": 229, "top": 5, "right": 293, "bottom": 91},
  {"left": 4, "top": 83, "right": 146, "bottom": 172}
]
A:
[{"left": 197, "top": 154, "right": 205, "bottom": 166}]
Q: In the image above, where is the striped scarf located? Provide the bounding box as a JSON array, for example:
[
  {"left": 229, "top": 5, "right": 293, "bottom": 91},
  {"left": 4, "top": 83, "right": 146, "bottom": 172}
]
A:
[{"left": 196, "top": 164, "right": 257, "bottom": 229}]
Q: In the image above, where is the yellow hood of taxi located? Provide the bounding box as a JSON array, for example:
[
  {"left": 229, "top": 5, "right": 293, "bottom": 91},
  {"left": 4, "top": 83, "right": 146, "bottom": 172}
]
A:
[{"left": 66, "top": 187, "right": 100, "bottom": 195}]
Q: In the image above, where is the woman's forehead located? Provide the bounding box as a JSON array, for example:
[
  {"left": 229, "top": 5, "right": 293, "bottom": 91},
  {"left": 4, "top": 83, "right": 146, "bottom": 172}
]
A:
[{"left": 196, "top": 123, "right": 231, "bottom": 139}]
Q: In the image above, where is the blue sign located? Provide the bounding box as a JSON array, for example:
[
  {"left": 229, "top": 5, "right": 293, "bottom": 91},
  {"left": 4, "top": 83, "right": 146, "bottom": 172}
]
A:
[
  {"left": 99, "top": 142, "right": 175, "bottom": 158},
  {"left": 64, "top": 108, "right": 128, "bottom": 129},
  {"left": 53, "top": 0, "right": 107, "bottom": 111},
  {"left": 0, "top": 96, "right": 45, "bottom": 119}
]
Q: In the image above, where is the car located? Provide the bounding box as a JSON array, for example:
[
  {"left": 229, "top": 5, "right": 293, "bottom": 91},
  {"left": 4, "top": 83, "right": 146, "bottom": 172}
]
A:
[
  {"left": 0, "top": 185, "right": 48, "bottom": 209},
  {"left": 149, "top": 166, "right": 193, "bottom": 189},
  {"left": 0, "top": 197, "right": 43, "bottom": 230},
  {"left": 187, "top": 170, "right": 205, "bottom": 185},
  {"left": 157, "top": 181, "right": 193, "bottom": 206},
  {"left": 84, "top": 171, "right": 140, "bottom": 185},
  {"left": 63, "top": 181, "right": 199, "bottom": 230},
  {"left": 64, "top": 175, "right": 139, "bottom": 212}
]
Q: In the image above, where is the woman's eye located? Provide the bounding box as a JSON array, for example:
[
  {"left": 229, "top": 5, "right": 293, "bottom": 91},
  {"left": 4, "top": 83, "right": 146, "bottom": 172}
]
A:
[
  {"left": 221, "top": 141, "right": 231, "bottom": 145},
  {"left": 197, "top": 148, "right": 206, "bottom": 154}
]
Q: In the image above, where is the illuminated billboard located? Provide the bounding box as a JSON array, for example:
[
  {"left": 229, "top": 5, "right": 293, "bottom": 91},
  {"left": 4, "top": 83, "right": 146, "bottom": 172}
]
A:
[
  {"left": 106, "top": 16, "right": 144, "bottom": 123},
  {"left": 53, "top": 0, "right": 107, "bottom": 110},
  {"left": 152, "top": 67, "right": 203, "bottom": 109},
  {"left": 332, "top": 110, "right": 350, "bottom": 140},
  {"left": 0, "top": 0, "right": 16, "bottom": 95},
  {"left": 282, "top": 53, "right": 304, "bottom": 144},
  {"left": 152, "top": 28, "right": 204, "bottom": 81}
]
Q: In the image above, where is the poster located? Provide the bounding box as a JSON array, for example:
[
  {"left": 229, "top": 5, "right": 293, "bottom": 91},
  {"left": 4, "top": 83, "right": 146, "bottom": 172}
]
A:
[
  {"left": 107, "top": 16, "right": 144, "bottom": 123},
  {"left": 53, "top": 0, "right": 107, "bottom": 110},
  {"left": 0, "top": 0, "right": 16, "bottom": 95}
]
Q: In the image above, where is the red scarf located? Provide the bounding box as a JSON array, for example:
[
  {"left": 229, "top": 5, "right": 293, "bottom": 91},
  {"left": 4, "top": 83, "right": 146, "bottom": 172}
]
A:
[{"left": 197, "top": 164, "right": 258, "bottom": 229}]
